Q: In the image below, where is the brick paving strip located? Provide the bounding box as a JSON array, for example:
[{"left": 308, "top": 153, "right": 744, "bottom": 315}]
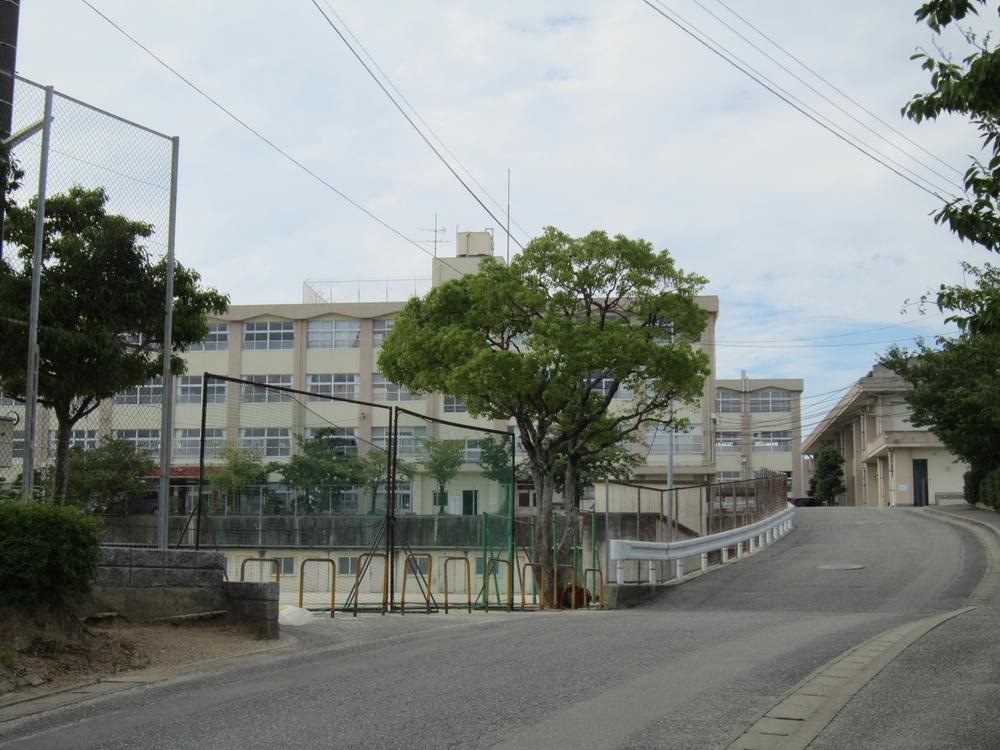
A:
[{"left": 723, "top": 507, "right": 1000, "bottom": 750}]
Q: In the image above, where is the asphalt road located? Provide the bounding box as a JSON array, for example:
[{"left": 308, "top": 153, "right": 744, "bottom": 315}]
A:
[{"left": 1, "top": 507, "right": 996, "bottom": 750}]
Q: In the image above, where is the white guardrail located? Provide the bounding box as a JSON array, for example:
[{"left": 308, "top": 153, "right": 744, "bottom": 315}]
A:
[{"left": 609, "top": 504, "right": 795, "bottom": 585}]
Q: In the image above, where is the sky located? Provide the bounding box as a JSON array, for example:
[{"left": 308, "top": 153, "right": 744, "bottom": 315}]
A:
[{"left": 13, "top": 0, "right": 992, "bottom": 441}]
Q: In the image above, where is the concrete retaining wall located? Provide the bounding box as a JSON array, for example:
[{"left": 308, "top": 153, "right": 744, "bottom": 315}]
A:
[{"left": 91, "top": 547, "right": 279, "bottom": 639}]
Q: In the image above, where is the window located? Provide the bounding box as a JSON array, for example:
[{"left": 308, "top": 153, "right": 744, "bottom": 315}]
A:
[
  {"left": 371, "top": 426, "right": 426, "bottom": 456},
  {"left": 517, "top": 486, "right": 536, "bottom": 508},
  {"left": 716, "top": 389, "right": 741, "bottom": 413},
  {"left": 588, "top": 373, "right": 632, "bottom": 400},
  {"left": 49, "top": 429, "right": 98, "bottom": 452},
  {"left": 752, "top": 430, "right": 791, "bottom": 452},
  {"left": 372, "top": 318, "right": 394, "bottom": 347},
  {"left": 375, "top": 480, "right": 412, "bottom": 513},
  {"left": 303, "top": 427, "right": 358, "bottom": 455},
  {"left": 112, "top": 429, "right": 160, "bottom": 455},
  {"left": 406, "top": 555, "right": 429, "bottom": 576},
  {"left": 177, "top": 376, "right": 226, "bottom": 404},
  {"left": 462, "top": 439, "right": 481, "bottom": 463},
  {"left": 717, "top": 471, "right": 742, "bottom": 482},
  {"left": 750, "top": 389, "right": 790, "bottom": 413},
  {"left": 241, "top": 375, "right": 292, "bottom": 403},
  {"left": 674, "top": 425, "right": 704, "bottom": 454},
  {"left": 443, "top": 395, "right": 466, "bottom": 413},
  {"left": 187, "top": 323, "right": 229, "bottom": 352},
  {"left": 175, "top": 428, "right": 225, "bottom": 459},
  {"left": 372, "top": 374, "right": 419, "bottom": 402},
  {"left": 240, "top": 427, "right": 291, "bottom": 458},
  {"left": 113, "top": 378, "right": 163, "bottom": 405},
  {"left": 337, "top": 556, "right": 358, "bottom": 576},
  {"left": 306, "top": 373, "right": 359, "bottom": 401},
  {"left": 243, "top": 320, "right": 294, "bottom": 350},
  {"left": 306, "top": 319, "right": 360, "bottom": 349},
  {"left": 330, "top": 488, "right": 360, "bottom": 513},
  {"left": 715, "top": 431, "right": 741, "bottom": 453},
  {"left": 12, "top": 430, "right": 24, "bottom": 459},
  {"left": 274, "top": 556, "right": 297, "bottom": 577}
]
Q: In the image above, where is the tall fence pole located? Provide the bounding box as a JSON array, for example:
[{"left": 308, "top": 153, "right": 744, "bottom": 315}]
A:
[
  {"left": 157, "top": 136, "right": 179, "bottom": 549},
  {"left": 21, "top": 85, "right": 52, "bottom": 501}
]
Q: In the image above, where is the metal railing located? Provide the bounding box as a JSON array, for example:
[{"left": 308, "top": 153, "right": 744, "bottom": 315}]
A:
[{"left": 609, "top": 504, "right": 795, "bottom": 584}]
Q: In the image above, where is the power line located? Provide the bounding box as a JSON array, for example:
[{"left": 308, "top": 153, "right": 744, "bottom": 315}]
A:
[
  {"left": 641, "top": 0, "right": 958, "bottom": 201},
  {"left": 713, "top": 333, "right": 952, "bottom": 349},
  {"left": 686, "top": 0, "right": 964, "bottom": 193},
  {"left": 710, "top": 0, "right": 964, "bottom": 179},
  {"left": 318, "top": 0, "right": 534, "bottom": 246},
  {"left": 308, "top": 0, "right": 525, "bottom": 252},
  {"left": 78, "top": 0, "right": 472, "bottom": 281}
]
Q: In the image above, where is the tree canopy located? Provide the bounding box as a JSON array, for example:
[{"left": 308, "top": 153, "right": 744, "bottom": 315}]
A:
[
  {"left": 272, "top": 429, "right": 365, "bottom": 513},
  {"left": 809, "top": 447, "right": 846, "bottom": 505},
  {"left": 379, "top": 227, "right": 709, "bottom": 595},
  {"left": 0, "top": 185, "right": 228, "bottom": 500},
  {"left": 422, "top": 438, "right": 465, "bottom": 514}
]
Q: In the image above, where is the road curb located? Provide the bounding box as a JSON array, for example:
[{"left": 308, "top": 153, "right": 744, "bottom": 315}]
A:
[
  {"left": 920, "top": 507, "right": 1000, "bottom": 605},
  {"left": 721, "top": 606, "right": 977, "bottom": 750}
]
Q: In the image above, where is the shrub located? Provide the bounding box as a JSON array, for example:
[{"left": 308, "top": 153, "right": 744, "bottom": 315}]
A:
[
  {"left": 0, "top": 500, "right": 102, "bottom": 605},
  {"left": 979, "top": 468, "right": 1000, "bottom": 511},
  {"left": 964, "top": 466, "right": 985, "bottom": 506}
]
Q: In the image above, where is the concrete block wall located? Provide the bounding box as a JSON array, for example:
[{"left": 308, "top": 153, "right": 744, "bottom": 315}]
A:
[
  {"left": 92, "top": 547, "right": 279, "bottom": 639},
  {"left": 223, "top": 582, "right": 280, "bottom": 640}
]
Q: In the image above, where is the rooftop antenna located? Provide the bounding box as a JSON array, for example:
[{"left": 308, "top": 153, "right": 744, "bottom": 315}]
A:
[{"left": 417, "top": 213, "right": 449, "bottom": 256}]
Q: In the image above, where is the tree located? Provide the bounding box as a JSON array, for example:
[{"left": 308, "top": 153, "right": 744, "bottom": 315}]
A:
[
  {"left": 207, "top": 443, "right": 271, "bottom": 501},
  {"left": 56, "top": 438, "right": 157, "bottom": 513},
  {"left": 0, "top": 186, "right": 229, "bottom": 501},
  {"left": 810, "top": 447, "right": 846, "bottom": 505},
  {"left": 882, "top": 336, "right": 1000, "bottom": 486},
  {"left": 379, "top": 227, "right": 709, "bottom": 597},
  {"left": 422, "top": 437, "right": 465, "bottom": 514},
  {"left": 357, "top": 448, "right": 414, "bottom": 514},
  {"left": 272, "top": 429, "right": 364, "bottom": 513},
  {"left": 905, "top": 1, "right": 1000, "bottom": 333}
]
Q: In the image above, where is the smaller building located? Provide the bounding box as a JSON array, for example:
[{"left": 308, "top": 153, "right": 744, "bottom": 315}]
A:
[
  {"left": 714, "top": 374, "right": 804, "bottom": 497},
  {"left": 800, "top": 364, "right": 967, "bottom": 507}
]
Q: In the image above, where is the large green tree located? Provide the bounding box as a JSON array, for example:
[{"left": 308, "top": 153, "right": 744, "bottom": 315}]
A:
[
  {"left": 883, "top": 335, "right": 1000, "bottom": 473},
  {"left": 379, "top": 227, "right": 709, "bottom": 595},
  {"left": 0, "top": 186, "right": 228, "bottom": 501},
  {"left": 905, "top": 1, "right": 1000, "bottom": 333}
]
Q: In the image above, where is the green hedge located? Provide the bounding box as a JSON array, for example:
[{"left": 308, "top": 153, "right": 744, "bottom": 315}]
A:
[
  {"left": 964, "top": 466, "right": 986, "bottom": 506},
  {"left": 0, "top": 500, "right": 102, "bottom": 605},
  {"left": 978, "top": 468, "right": 1000, "bottom": 511}
]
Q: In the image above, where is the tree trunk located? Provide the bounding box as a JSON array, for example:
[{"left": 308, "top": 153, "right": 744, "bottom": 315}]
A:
[
  {"left": 53, "top": 412, "right": 73, "bottom": 504},
  {"left": 531, "top": 463, "right": 555, "bottom": 608}
]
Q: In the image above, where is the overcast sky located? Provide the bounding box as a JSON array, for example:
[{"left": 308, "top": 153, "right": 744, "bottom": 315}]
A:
[{"left": 15, "top": 1, "right": 990, "bottom": 440}]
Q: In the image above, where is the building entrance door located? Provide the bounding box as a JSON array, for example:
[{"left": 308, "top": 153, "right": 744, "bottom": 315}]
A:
[
  {"left": 462, "top": 489, "right": 479, "bottom": 516},
  {"left": 912, "top": 459, "right": 929, "bottom": 506}
]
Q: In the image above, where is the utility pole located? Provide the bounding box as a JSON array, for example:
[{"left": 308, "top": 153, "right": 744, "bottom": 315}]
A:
[{"left": 0, "top": 0, "right": 21, "bottom": 261}]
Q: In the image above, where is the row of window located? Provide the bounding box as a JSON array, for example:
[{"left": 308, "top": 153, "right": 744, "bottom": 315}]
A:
[
  {"left": 113, "top": 373, "right": 428, "bottom": 405},
  {"left": 254, "top": 552, "right": 501, "bottom": 578},
  {"left": 715, "top": 430, "right": 792, "bottom": 453},
  {"left": 716, "top": 388, "right": 792, "bottom": 414},
  {"left": 185, "top": 319, "right": 396, "bottom": 352},
  {"left": 8, "top": 426, "right": 484, "bottom": 462}
]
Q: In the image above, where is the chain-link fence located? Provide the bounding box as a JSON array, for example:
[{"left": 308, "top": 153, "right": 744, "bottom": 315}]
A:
[{"left": 0, "top": 73, "right": 177, "bottom": 521}]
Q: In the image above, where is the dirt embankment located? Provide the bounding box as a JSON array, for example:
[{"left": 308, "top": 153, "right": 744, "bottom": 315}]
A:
[{"left": 0, "top": 605, "right": 278, "bottom": 705}]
